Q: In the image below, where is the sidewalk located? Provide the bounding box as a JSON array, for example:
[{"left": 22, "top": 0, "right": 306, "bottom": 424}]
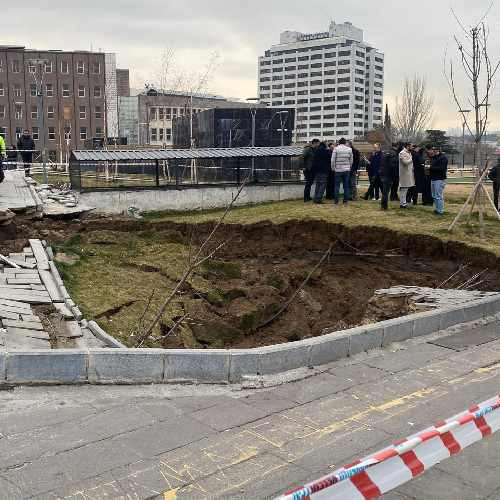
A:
[
  {"left": 0, "top": 170, "right": 38, "bottom": 213},
  {"left": 0, "top": 321, "right": 499, "bottom": 499}
]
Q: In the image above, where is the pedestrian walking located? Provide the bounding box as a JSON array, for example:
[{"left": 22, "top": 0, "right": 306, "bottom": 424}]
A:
[
  {"left": 331, "top": 138, "right": 353, "bottom": 205},
  {"left": 17, "top": 129, "right": 36, "bottom": 177},
  {"left": 347, "top": 140, "right": 360, "bottom": 200},
  {"left": 363, "top": 143, "right": 382, "bottom": 200},
  {"left": 300, "top": 138, "right": 320, "bottom": 202},
  {"left": 325, "top": 142, "right": 336, "bottom": 200},
  {"left": 312, "top": 142, "right": 331, "bottom": 204},
  {"left": 398, "top": 143, "right": 415, "bottom": 208},
  {"left": 488, "top": 158, "right": 500, "bottom": 212},
  {"left": 380, "top": 143, "right": 399, "bottom": 210},
  {"left": 426, "top": 146, "right": 449, "bottom": 215}
]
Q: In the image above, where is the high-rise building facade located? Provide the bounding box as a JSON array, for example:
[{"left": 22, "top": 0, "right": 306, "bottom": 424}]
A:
[
  {"left": 116, "top": 69, "right": 130, "bottom": 97},
  {"left": 258, "top": 22, "right": 384, "bottom": 142}
]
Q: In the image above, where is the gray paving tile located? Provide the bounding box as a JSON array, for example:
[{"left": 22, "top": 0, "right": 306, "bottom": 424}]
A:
[
  {"left": 237, "top": 391, "right": 297, "bottom": 414},
  {"left": 429, "top": 327, "right": 500, "bottom": 351}
]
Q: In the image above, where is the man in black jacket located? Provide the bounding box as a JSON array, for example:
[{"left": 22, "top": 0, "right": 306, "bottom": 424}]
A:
[
  {"left": 348, "top": 140, "right": 360, "bottom": 200},
  {"left": 489, "top": 158, "right": 500, "bottom": 211},
  {"left": 301, "top": 139, "right": 320, "bottom": 202},
  {"left": 17, "top": 129, "right": 36, "bottom": 177},
  {"left": 312, "top": 142, "right": 331, "bottom": 203},
  {"left": 380, "top": 143, "right": 400, "bottom": 210},
  {"left": 427, "top": 146, "right": 449, "bottom": 215}
]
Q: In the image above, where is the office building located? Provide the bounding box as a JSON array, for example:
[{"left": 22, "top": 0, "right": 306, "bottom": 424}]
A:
[
  {"left": 116, "top": 68, "right": 130, "bottom": 97},
  {"left": 258, "top": 21, "right": 384, "bottom": 142},
  {"left": 0, "top": 45, "right": 119, "bottom": 160},
  {"left": 119, "top": 88, "right": 256, "bottom": 147}
]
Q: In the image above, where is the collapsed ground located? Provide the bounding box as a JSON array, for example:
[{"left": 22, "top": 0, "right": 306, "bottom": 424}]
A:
[{"left": 2, "top": 216, "right": 500, "bottom": 349}]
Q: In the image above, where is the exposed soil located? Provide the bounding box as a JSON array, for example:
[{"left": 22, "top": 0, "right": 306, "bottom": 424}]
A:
[{"left": 2, "top": 216, "right": 500, "bottom": 349}]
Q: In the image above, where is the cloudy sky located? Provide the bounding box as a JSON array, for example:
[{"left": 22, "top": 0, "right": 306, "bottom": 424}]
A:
[{"left": 3, "top": 0, "right": 500, "bottom": 131}]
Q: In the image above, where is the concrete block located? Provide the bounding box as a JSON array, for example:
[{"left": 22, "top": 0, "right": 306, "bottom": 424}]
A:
[
  {"left": 71, "top": 306, "right": 83, "bottom": 321},
  {"left": 259, "top": 342, "right": 311, "bottom": 375},
  {"left": 381, "top": 317, "right": 415, "bottom": 346},
  {"left": 165, "top": 349, "right": 230, "bottom": 383},
  {"left": 0, "top": 350, "right": 5, "bottom": 382},
  {"left": 228, "top": 349, "right": 263, "bottom": 382},
  {"left": 348, "top": 326, "right": 383, "bottom": 356},
  {"left": 88, "top": 349, "right": 165, "bottom": 384},
  {"left": 87, "top": 321, "right": 125, "bottom": 348},
  {"left": 482, "top": 295, "right": 500, "bottom": 317},
  {"left": 439, "top": 307, "right": 466, "bottom": 331},
  {"left": 308, "top": 334, "right": 350, "bottom": 367},
  {"left": 460, "top": 300, "right": 488, "bottom": 323},
  {"left": 6, "top": 350, "right": 87, "bottom": 384},
  {"left": 412, "top": 310, "right": 443, "bottom": 337}
]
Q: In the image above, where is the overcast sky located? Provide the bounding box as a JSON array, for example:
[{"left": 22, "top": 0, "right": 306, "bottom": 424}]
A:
[{"left": 3, "top": 0, "right": 500, "bottom": 132}]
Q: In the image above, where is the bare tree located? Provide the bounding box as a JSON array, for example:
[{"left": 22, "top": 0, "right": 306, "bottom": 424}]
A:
[
  {"left": 394, "top": 76, "right": 434, "bottom": 142},
  {"left": 445, "top": 3, "right": 500, "bottom": 236}
]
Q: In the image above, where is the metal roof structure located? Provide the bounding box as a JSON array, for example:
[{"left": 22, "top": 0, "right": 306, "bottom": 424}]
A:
[{"left": 71, "top": 146, "right": 303, "bottom": 162}]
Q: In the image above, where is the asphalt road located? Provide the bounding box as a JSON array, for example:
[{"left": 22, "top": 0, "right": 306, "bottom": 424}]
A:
[{"left": 0, "top": 321, "right": 499, "bottom": 499}]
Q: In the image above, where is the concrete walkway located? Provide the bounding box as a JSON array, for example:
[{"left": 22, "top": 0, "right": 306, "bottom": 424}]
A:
[
  {"left": 0, "top": 321, "right": 499, "bottom": 499},
  {"left": 0, "top": 171, "right": 38, "bottom": 213}
]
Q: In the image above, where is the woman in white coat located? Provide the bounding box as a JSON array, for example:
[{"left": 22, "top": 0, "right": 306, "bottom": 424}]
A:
[{"left": 399, "top": 143, "right": 415, "bottom": 208}]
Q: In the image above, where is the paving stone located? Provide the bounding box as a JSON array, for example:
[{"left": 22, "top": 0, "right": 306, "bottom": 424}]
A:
[
  {"left": 39, "top": 269, "right": 63, "bottom": 302},
  {"left": 0, "top": 298, "right": 31, "bottom": 312},
  {"left": 5, "top": 335, "right": 51, "bottom": 350},
  {"left": 0, "top": 308, "right": 21, "bottom": 320},
  {"left": 429, "top": 325, "right": 500, "bottom": 351},
  {"left": 3, "top": 319, "right": 44, "bottom": 330},
  {"left": 169, "top": 395, "right": 235, "bottom": 413},
  {"left": 7, "top": 277, "right": 42, "bottom": 285},
  {"left": 6, "top": 326, "right": 50, "bottom": 340},
  {"left": 29, "top": 239, "right": 50, "bottom": 271},
  {"left": 189, "top": 399, "right": 269, "bottom": 431},
  {"left": 328, "top": 362, "right": 387, "bottom": 384},
  {"left": 0, "top": 289, "right": 51, "bottom": 304},
  {"left": 237, "top": 391, "right": 297, "bottom": 414}
]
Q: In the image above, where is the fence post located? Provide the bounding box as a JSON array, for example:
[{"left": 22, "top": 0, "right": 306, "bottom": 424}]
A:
[
  {"left": 236, "top": 157, "right": 241, "bottom": 185},
  {"left": 155, "top": 160, "right": 160, "bottom": 187},
  {"left": 175, "top": 161, "right": 180, "bottom": 188}
]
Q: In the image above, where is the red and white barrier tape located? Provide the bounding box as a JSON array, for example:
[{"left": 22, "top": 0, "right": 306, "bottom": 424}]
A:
[{"left": 276, "top": 394, "right": 500, "bottom": 500}]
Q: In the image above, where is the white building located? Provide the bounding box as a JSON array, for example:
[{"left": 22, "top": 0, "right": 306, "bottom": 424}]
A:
[
  {"left": 105, "top": 53, "right": 119, "bottom": 138},
  {"left": 258, "top": 21, "right": 384, "bottom": 142}
]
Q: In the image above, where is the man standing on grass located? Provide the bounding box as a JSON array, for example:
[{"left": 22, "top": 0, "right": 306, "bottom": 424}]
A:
[
  {"left": 426, "top": 146, "right": 449, "bottom": 216},
  {"left": 488, "top": 158, "right": 500, "bottom": 212},
  {"left": 347, "top": 140, "right": 360, "bottom": 201},
  {"left": 301, "top": 138, "right": 320, "bottom": 202},
  {"left": 331, "top": 138, "right": 353, "bottom": 205},
  {"left": 398, "top": 143, "right": 415, "bottom": 209},
  {"left": 380, "top": 143, "right": 400, "bottom": 210}
]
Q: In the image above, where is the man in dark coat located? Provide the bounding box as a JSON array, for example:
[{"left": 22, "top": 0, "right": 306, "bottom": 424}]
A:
[
  {"left": 380, "top": 143, "right": 400, "bottom": 210},
  {"left": 488, "top": 158, "right": 500, "bottom": 211},
  {"left": 407, "top": 145, "right": 424, "bottom": 205},
  {"left": 363, "top": 143, "right": 382, "bottom": 200},
  {"left": 325, "top": 142, "right": 335, "bottom": 199},
  {"left": 17, "top": 129, "right": 36, "bottom": 177},
  {"left": 348, "top": 140, "right": 360, "bottom": 200},
  {"left": 301, "top": 139, "right": 320, "bottom": 202},
  {"left": 312, "top": 142, "right": 331, "bottom": 203},
  {"left": 427, "top": 146, "right": 449, "bottom": 215}
]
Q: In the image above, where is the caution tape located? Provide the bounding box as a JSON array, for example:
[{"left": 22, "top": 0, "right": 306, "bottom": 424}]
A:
[{"left": 276, "top": 394, "right": 500, "bottom": 500}]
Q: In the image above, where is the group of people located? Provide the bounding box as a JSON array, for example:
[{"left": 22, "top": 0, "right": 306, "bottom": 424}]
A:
[
  {"left": 0, "top": 128, "right": 36, "bottom": 177},
  {"left": 301, "top": 138, "right": 454, "bottom": 215}
]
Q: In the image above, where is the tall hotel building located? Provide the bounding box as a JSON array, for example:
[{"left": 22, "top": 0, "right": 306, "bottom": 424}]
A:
[{"left": 258, "top": 22, "right": 384, "bottom": 142}]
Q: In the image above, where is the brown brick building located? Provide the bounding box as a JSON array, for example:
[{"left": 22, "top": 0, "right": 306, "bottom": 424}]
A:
[{"left": 0, "top": 45, "right": 106, "bottom": 161}]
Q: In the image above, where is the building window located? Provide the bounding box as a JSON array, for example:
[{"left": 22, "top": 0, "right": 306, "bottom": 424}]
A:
[
  {"left": 159, "top": 128, "right": 164, "bottom": 142},
  {"left": 32, "top": 127, "right": 39, "bottom": 140},
  {"left": 79, "top": 106, "right": 86, "bottom": 119},
  {"left": 30, "top": 84, "right": 37, "bottom": 97},
  {"left": 48, "top": 150, "right": 57, "bottom": 161},
  {"left": 0, "top": 105, "right": 4, "bottom": 119},
  {"left": 15, "top": 127, "right": 22, "bottom": 139},
  {"left": 0, "top": 127, "right": 6, "bottom": 139},
  {"left": 63, "top": 126, "right": 71, "bottom": 140},
  {"left": 172, "top": 108, "right": 177, "bottom": 118},
  {"left": 151, "top": 128, "right": 157, "bottom": 142},
  {"left": 28, "top": 62, "right": 37, "bottom": 74},
  {"left": 47, "top": 106, "right": 55, "bottom": 119},
  {"left": 44, "top": 61, "right": 53, "bottom": 73},
  {"left": 13, "top": 84, "right": 22, "bottom": 97},
  {"left": 92, "top": 62, "right": 101, "bottom": 74},
  {"left": 11, "top": 60, "right": 20, "bottom": 73},
  {"left": 15, "top": 105, "right": 23, "bottom": 120},
  {"left": 93, "top": 86, "right": 102, "bottom": 98},
  {"left": 0, "top": 83, "right": 4, "bottom": 97},
  {"left": 159, "top": 108, "right": 165, "bottom": 120},
  {"left": 166, "top": 108, "right": 172, "bottom": 120},
  {"left": 46, "top": 83, "right": 54, "bottom": 97},
  {"left": 95, "top": 106, "right": 102, "bottom": 119},
  {"left": 76, "top": 61, "right": 85, "bottom": 74},
  {"left": 48, "top": 127, "right": 56, "bottom": 140},
  {"left": 166, "top": 128, "right": 172, "bottom": 141},
  {"left": 95, "top": 127, "right": 104, "bottom": 138},
  {"left": 80, "top": 127, "right": 87, "bottom": 140},
  {"left": 62, "top": 84, "right": 70, "bottom": 97},
  {"left": 0, "top": 60, "right": 3, "bottom": 73},
  {"left": 31, "top": 106, "right": 38, "bottom": 119},
  {"left": 149, "top": 107, "right": 157, "bottom": 120},
  {"left": 60, "top": 61, "right": 69, "bottom": 74}
]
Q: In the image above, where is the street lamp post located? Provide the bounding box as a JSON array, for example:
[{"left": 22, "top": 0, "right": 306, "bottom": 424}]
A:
[
  {"left": 28, "top": 59, "right": 49, "bottom": 184},
  {"left": 458, "top": 109, "right": 471, "bottom": 169},
  {"left": 267, "top": 110, "right": 289, "bottom": 181},
  {"left": 246, "top": 97, "right": 260, "bottom": 181}
]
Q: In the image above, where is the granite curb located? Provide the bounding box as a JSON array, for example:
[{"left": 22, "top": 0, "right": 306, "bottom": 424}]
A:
[{"left": 0, "top": 294, "right": 499, "bottom": 385}]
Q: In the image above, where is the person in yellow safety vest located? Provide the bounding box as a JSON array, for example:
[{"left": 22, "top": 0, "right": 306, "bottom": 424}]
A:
[{"left": 0, "top": 134, "right": 5, "bottom": 183}]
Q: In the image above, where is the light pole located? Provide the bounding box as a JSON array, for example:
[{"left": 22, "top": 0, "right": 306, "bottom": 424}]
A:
[
  {"left": 267, "top": 110, "right": 289, "bottom": 181},
  {"left": 28, "top": 59, "right": 49, "bottom": 184},
  {"left": 458, "top": 109, "right": 471, "bottom": 169},
  {"left": 246, "top": 97, "right": 260, "bottom": 181}
]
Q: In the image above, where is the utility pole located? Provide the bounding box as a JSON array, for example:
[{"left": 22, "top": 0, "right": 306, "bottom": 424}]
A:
[
  {"left": 246, "top": 97, "right": 260, "bottom": 182},
  {"left": 28, "top": 59, "right": 49, "bottom": 184},
  {"left": 458, "top": 109, "right": 471, "bottom": 169}
]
